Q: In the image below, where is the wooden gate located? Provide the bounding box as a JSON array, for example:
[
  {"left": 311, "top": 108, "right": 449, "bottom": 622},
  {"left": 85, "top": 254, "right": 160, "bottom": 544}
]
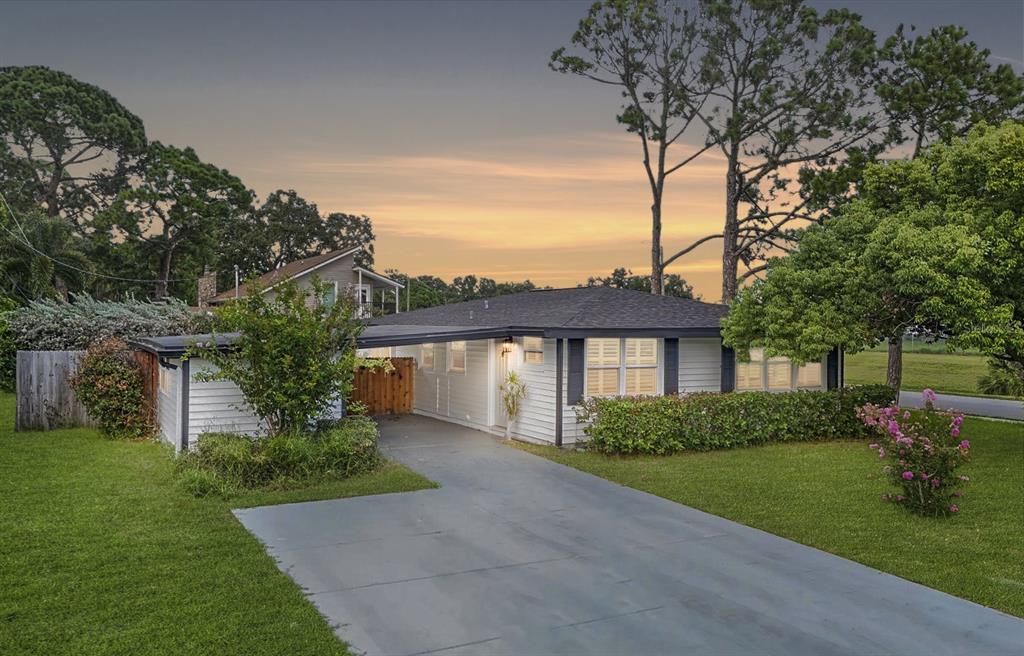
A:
[{"left": 352, "top": 357, "right": 413, "bottom": 415}]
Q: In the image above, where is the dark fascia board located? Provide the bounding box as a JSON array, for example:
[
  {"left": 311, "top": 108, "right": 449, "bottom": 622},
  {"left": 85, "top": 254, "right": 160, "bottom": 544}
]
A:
[
  {"left": 542, "top": 327, "right": 723, "bottom": 339},
  {"left": 357, "top": 326, "right": 545, "bottom": 348}
]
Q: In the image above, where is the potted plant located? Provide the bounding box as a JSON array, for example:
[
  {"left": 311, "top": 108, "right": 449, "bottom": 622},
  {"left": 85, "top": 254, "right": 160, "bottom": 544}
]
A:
[{"left": 500, "top": 370, "right": 527, "bottom": 439}]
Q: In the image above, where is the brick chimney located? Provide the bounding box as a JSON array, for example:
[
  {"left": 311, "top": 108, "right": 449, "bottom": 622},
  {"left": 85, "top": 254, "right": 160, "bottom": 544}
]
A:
[{"left": 197, "top": 266, "right": 217, "bottom": 309}]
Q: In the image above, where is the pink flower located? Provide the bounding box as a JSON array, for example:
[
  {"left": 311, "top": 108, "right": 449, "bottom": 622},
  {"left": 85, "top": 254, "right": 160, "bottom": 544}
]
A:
[
  {"left": 958, "top": 475, "right": 970, "bottom": 482},
  {"left": 878, "top": 448, "right": 886, "bottom": 459},
  {"left": 931, "top": 478, "right": 940, "bottom": 488},
  {"left": 953, "top": 490, "right": 962, "bottom": 498},
  {"left": 922, "top": 388, "right": 937, "bottom": 404},
  {"left": 903, "top": 410, "right": 911, "bottom": 419},
  {"left": 951, "top": 427, "right": 960, "bottom": 438},
  {"left": 869, "top": 443, "right": 879, "bottom": 450},
  {"left": 895, "top": 495, "right": 905, "bottom": 502},
  {"left": 952, "top": 415, "right": 964, "bottom": 427},
  {"left": 949, "top": 504, "right": 958, "bottom": 513},
  {"left": 959, "top": 440, "right": 969, "bottom": 450},
  {"left": 902, "top": 471, "right": 914, "bottom": 480}
]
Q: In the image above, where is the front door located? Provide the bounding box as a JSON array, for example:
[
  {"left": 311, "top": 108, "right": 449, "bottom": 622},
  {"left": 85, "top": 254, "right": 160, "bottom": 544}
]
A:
[{"left": 494, "top": 341, "right": 510, "bottom": 429}]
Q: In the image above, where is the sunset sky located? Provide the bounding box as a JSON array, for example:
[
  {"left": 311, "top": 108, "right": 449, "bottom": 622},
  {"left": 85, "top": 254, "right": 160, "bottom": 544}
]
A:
[{"left": 3, "top": 0, "right": 1022, "bottom": 300}]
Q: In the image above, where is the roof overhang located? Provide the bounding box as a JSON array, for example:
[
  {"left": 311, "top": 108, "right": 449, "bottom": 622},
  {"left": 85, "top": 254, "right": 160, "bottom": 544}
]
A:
[
  {"left": 354, "top": 266, "right": 404, "bottom": 289},
  {"left": 132, "top": 333, "right": 241, "bottom": 358}
]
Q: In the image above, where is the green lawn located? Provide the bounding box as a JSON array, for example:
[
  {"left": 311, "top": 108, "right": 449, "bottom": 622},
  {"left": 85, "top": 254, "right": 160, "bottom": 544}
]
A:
[
  {"left": 845, "top": 350, "right": 994, "bottom": 396},
  {"left": 0, "top": 393, "right": 435, "bottom": 656},
  {"left": 517, "top": 416, "right": 1024, "bottom": 618}
]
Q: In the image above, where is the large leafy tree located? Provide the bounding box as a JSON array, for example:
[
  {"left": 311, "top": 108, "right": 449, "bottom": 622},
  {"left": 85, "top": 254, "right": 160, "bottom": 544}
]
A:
[
  {"left": 878, "top": 25, "right": 1024, "bottom": 158},
  {"left": 0, "top": 66, "right": 146, "bottom": 223},
  {"left": 92, "top": 142, "right": 252, "bottom": 301},
  {"left": 583, "top": 266, "right": 694, "bottom": 298},
  {"left": 221, "top": 190, "right": 376, "bottom": 283},
  {"left": 0, "top": 205, "right": 92, "bottom": 301},
  {"left": 722, "top": 122, "right": 1024, "bottom": 390},
  {"left": 552, "top": 0, "right": 713, "bottom": 294}
]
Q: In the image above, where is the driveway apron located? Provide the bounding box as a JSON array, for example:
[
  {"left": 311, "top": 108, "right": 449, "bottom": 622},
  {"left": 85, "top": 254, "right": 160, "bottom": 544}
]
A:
[{"left": 234, "top": 415, "right": 1024, "bottom": 656}]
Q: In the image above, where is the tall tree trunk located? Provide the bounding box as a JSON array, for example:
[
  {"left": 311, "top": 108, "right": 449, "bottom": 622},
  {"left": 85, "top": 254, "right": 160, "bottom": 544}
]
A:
[
  {"left": 720, "top": 162, "right": 741, "bottom": 302},
  {"left": 886, "top": 336, "right": 903, "bottom": 390},
  {"left": 650, "top": 193, "right": 663, "bottom": 295},
  {"left": 155, "top": 247, "right": 174, "bottom": 300}
]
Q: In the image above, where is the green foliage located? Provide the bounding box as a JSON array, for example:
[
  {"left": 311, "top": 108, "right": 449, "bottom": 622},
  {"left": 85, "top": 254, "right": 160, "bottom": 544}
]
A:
[
  {"left": 90, "top": 141, "right": 253, "bottom": 301},
  {"left": 0, "top": 65, "right": 146, "bottom": 222},
  {"left": 7, "top": 294, "right": 202, "bottom": 350},
  {"left": 583, "top": 267, "right": 695, "bottom": 298},
  {"left": 68, "top": 338, "right": 154, "bottom": 440},
  {"left": 177, "top": 417, "right": 382, "bottom": 495},
  {"left": 878, "top": 24, "right": 1024, "bottom": 156},
  {"left": 723, "top": 123, "right": 1024, "bottom": 380},
  {"left": 0, "top": 296, "right": 16, "bottom": 392},
  {"left": 219, "top": 189, "right": 376, "bottom": 290},
  {"left": 389, "top": 271, "right": 540, "bottom": 311},
  {"left": 978, "top": 359, "right": 1024, "bottom": 397},
  {"left": 193, "top": 279, "right": 362, "bottom": 435},
  {"left": 575, "top": 385, "right": 895, "bottom": 455},
  {"left": 0, "top": 205, "right": 93, "bottom": 300}
]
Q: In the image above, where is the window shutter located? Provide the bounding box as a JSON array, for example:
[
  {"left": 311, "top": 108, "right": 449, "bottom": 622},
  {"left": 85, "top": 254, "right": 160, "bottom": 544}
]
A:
[
  {"left": 664, "top": 338, "right": 679, "bottom": 395},
  {"left": 720, "top": 343, "right": 735, "bottom": 393},
  {"left": 567, "top": 338, "right": 585, "bottom": 405},
  {"left": 826, "top": 348, "right": 840, "bottom": 390}
]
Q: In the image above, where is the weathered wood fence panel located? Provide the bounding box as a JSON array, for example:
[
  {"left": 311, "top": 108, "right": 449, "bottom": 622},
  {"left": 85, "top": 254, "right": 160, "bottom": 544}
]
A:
[
  {"left": 14, "top": 350, "right": 159, "bottom": 432},
  {"left": 15, "top": 350, "right": 96, "bottom": 432},
  {"left": 352, "top": 357, "right": 413, "bottom": 415}
]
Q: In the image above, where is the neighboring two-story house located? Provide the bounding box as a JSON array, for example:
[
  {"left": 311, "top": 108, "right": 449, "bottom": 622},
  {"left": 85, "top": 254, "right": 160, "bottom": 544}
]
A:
[{"left": 204, "top": 246, "right": 404, "bottom": 316}]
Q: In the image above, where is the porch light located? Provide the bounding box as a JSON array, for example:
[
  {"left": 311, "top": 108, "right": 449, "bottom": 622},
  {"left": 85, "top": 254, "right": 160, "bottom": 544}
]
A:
[{"left": 501, "top": 337, "right": 514, "bottom": 354}]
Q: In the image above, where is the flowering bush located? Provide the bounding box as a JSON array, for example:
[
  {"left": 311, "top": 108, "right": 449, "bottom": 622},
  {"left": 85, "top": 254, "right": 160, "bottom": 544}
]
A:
[
  {"left": 859, "top": 389, "right": 970, "bottom": 517},
  {"left": 69, "top": 338, "right": 154, "bottom": 440}
]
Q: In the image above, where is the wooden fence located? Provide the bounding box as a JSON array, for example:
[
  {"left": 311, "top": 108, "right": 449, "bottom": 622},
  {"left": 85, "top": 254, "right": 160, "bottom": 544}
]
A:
[
  {"left": 15, "top": 351, "right": 95, "bottom": 431},
  {"left": 15, "top": 350, "right": 159, "bottom": 432},
  {"left": 352, "top": 357, "right": 414, "bottom": 415}
]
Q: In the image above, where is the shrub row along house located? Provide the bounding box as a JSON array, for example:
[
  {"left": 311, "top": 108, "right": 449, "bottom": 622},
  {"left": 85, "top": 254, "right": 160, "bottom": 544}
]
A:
[{"left": 136, "top": 286, "right": 841, "bottom": 450}]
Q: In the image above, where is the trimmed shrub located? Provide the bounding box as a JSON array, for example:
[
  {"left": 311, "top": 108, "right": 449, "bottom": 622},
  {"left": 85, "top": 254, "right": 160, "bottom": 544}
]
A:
[
  {"left": 176, "top": 416, "right": 382, "bottom": 495},
  {"left": 978, "top": 359, "right": 1024, "bottom": 397},
  {"left": 68, "top": 338, "right": 154, "bottom": 440},
  {"left": 860, "top": 390, "right": 971, "bottom": 517},
  {"left": 576, "top": 385, "right": 895, "bottom": 455}
]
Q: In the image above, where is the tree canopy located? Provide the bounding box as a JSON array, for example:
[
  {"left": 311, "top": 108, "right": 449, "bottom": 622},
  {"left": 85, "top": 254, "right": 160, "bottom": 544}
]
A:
[
  {"left": 583, "top": 267, "right": 694, "bottom": 298},
  {"left": 0, "top": 65, "right": 146, "bottom": 222},
  {"left": 722, "top": 122, "right": 1024, "bottom": 389}
]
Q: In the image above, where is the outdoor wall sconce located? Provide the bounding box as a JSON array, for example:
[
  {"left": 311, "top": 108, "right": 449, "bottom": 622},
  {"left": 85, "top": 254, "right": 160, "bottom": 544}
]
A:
[{"left": 501, "top": 337, "right": 514, "bottom": 355}]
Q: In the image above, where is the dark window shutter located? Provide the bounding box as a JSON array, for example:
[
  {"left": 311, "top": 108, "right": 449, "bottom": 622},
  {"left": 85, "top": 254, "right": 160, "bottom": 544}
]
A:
[
  {"left": 567, "top": 338, "right": 585, "bottom": 405},
  {"left": 826, "top": 348, "right": 840, "bottom": 390},
  {"left": 663, "top": 338, "right": 679, "bottom": 395},
  {"left": 720, "top": 343, "right": 735, "bottom": 393}
]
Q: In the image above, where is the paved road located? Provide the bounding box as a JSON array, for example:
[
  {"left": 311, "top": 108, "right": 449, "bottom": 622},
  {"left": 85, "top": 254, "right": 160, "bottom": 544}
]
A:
[
  {"left": 236, "top": 415, "right": 1024, "bottom": 656},
  {"left": 900, "top": 390, "right": 1024, "bottom": 420}
]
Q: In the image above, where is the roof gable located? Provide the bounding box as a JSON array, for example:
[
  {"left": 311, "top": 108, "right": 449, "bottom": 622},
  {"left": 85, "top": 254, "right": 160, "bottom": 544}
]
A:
[{"left": 210, "top": 247, "right": 362, "bottom": 303}]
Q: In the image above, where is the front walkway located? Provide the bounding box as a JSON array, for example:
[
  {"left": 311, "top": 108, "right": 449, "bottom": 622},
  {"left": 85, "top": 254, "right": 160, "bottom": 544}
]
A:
[{"left": 235, "top": 415, "right": 1024, "bottom": 656}]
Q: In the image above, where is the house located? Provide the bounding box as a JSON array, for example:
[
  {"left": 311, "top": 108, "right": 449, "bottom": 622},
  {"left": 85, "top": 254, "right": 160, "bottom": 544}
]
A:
[
  {"left": 136, "top": 286, "right": 841, "bottom": 451},
  {"left": 206, "top": 246, "right": 404, "bottom": 316},
  {"left": 361, "top": 286, "right": 841, "bottom": 446}
]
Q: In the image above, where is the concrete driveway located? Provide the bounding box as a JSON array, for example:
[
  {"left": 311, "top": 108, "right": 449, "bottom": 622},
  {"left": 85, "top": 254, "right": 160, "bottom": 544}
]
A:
[{"left": 235, "top": 415, "right": 1024, "bottom": 656}]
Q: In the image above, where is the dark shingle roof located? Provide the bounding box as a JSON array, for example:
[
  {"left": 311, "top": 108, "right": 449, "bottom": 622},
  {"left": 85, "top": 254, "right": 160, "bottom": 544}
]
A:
[{"left": 371, "top": 287, "right": 727, "bottom": 333}]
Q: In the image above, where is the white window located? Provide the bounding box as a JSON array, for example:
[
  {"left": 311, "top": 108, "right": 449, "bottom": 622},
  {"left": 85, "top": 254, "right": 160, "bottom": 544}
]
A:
[
  {"left": 523, "top": 336, "right": 544, "bottom": 364},
  {"left": 586, "top": 338, "right": 659, "bottom": 397},
  {"left": 735, "top": 347, "right": 765, "bottom": 391},
  {"left": 420, "top": 343, "right": 434, "bottom": 371},
  {"left": 735, "top": 347, "right": 825, "bottom": 391},
  {"left": 796, "top": 361, "right": 823, "bottom": 388},
  {"left": 448, "top": 341, "right": 466, "bottom": 373},
  {"left": 321, "top": 282, "right": 338, "bottom": 308},
  {"left": 357, "top": 284, "right": 372, "bottom": 304}
]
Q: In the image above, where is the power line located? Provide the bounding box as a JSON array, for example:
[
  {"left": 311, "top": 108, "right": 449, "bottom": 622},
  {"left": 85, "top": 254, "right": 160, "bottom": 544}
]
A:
[{"left": 0, "top": 191, "right": 200, "bottom": 285}]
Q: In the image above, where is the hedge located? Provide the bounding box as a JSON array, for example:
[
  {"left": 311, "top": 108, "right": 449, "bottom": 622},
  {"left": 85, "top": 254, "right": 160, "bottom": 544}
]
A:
[{"left": 575, "top": 385, "right": 896, "bottom": 455}]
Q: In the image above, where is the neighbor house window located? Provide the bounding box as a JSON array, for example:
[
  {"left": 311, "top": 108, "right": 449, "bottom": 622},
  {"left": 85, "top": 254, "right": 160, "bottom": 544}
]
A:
[
  {"left": 321, "top": 282, "right": 338, "bottom": 308},
  {"left": 420, "top": 343, "right": 434, "bottom": 371},
  {"left": 523, "top": 336, "right": 544, "bottom": 364},
  {"left": 586, "top": 338, "right": 659, "bottom": 397},
  {"left": 448, "top": 341, "right": 466, "bottom": 373},
  {"left": 735, "top": 347, "right": 825, "bottom": 391}
]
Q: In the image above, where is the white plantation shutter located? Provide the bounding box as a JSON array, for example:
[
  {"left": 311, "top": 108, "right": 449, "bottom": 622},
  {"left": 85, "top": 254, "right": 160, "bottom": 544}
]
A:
[
  {"left": 625, "top": 338, "right": 657, "bottom": 365},
  {"left": 767, "top": 356, "right": 791, "bottom": 390},
  {"left": 624, "top": 367, "right": 657, "bottom": 395},
  {"left": 587, "top": 338, "right": 620, "bottom": 366},
  {"left": 586, "top": 337, "right": 659, "bottom": 397},
  {"left": 586, "top": 368, "right": 620, "bottom": 396},
  {"left": 797, "top": 361, "right": 822, "bottom": 388}
]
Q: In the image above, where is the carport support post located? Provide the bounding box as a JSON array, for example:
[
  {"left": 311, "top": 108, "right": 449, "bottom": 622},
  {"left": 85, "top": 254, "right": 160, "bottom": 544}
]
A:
[{"left": 555, "top": 338, "right": 563, "bottom": 447}]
